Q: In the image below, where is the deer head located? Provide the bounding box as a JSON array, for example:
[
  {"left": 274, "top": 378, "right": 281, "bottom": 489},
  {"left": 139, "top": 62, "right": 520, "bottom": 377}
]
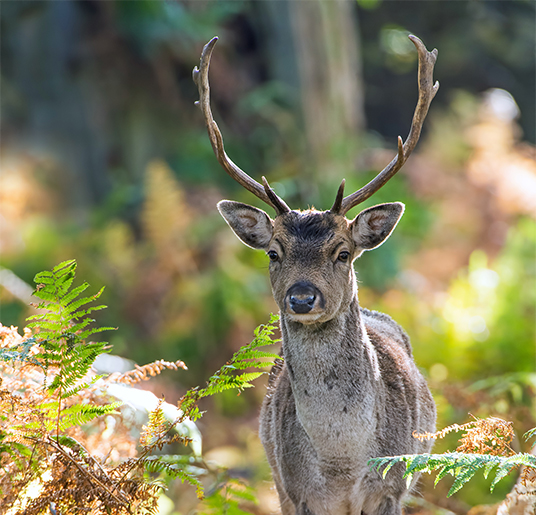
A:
[{"left": 193, "top": 36, "right": 438, "bottom": 325}]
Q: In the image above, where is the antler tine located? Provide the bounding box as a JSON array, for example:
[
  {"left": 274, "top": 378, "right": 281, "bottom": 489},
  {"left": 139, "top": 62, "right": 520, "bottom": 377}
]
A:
[
  {"left": 261, "top": 176, "right": 292, "bottom": 215},
  {"left": 193, "top": 37, "right": 290, "bottom": 216},
  {"left": 336, "top": 35, "right": 439, "bottom": 216},
  {"left": 330, "top": 179, "right": 346, "bottom": 213}
]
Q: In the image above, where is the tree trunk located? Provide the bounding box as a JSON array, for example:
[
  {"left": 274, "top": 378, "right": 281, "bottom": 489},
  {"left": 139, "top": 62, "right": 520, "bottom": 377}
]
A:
[{"left": 289, "top": 0, "right": 365, "bottom": 197}]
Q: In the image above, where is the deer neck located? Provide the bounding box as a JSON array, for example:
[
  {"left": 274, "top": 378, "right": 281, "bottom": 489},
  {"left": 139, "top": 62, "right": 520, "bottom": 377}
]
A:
[{"left": 279, "top": 296, "right": 382, "bottom": 460}]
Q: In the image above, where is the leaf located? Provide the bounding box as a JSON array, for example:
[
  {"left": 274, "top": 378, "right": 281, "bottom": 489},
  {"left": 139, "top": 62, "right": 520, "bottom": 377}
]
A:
[
  {"left": 524, "top": 427, "right": 536, "bottom": 449},
  {"left": 60, "top": 375, "right": 105, "bottom": 398},
  {"left": 448, "top": 462, "right": 480, "bottom": 496},
  {"left": 491, "top": 459, "right": 518, "bottom": 491},
  {"left": 235, "top": 371, "right": 264, "bottom": 383},
  {"left": 142, "top": 456, "right": 204, "bottom": 497},
  {"left": 61, "top": 281, "right": 90, "bottom": 305},
  {"left": 403, "top": 453, "right": 432, "bottom": 479},
  {"left": 482, "top": 458, "right": 499, "bottom": 480},
  {"left": 58, "top": 402, "right": 123, "bottom": 430}
]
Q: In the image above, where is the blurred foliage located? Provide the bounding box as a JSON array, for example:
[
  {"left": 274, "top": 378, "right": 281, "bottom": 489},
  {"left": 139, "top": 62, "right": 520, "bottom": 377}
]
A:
[
  {"left": 199, "top": 475, "right": 258, "bottom": 515},
  {"left": 1, "top": 1, "right": 535, "bottom": 512}
]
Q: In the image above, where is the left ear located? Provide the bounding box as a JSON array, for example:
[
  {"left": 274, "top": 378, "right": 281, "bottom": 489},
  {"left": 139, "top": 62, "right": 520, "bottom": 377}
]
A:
[{"left": 351, "top": 202, "right": 404, "bottom": 254}]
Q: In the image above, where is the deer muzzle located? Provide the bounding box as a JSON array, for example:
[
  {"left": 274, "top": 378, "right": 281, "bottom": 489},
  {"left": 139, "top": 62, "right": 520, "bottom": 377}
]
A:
[{"left": 286, "top": 281, "right": 324, "bottom": 315}]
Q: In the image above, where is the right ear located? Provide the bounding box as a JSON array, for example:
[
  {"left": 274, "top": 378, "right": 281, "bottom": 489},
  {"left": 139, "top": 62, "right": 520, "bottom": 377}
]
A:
[{"left": 217, "top": 200, "right": 274, "bottom": 250}]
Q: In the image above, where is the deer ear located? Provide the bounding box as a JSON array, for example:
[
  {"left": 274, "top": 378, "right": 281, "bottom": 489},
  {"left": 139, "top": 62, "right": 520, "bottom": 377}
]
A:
[
  {"left": 218, "top": 200, "right": 274, "bottom": 250},
  {"left": 351, "top": 202, "right": 404, "bottom": 253}
]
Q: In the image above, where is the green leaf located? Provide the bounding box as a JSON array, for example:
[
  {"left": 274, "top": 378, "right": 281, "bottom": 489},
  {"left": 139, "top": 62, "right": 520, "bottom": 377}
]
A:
[
  {"left": 371, "top": 451, "right": 535, "bottom": 496},
  {"left": 403, "top": 453, "right": 432, "bottom": 478},
  {"left": 51, "top": 259, "right": 77, "bottom": 275},
  {"left": 57, "top": 402, "right": 122, "bottom": 430},
  {"left": 448, "top": 462, "right": 480, "bottom": 496},
  {"left": 482, "top": 458, "right": 499, "bottom": 480},
  {"left": 23, "top": 260, "right": 113, "bottom": 398},
  {"left": 524, "top": 427, "right": 536, "bottom": 449},
  {"left": 235, "top": 371, "right": 264, "bottom": 383},
  {"left": 61, "top": 282, "right": 91, "bottom": 308},
  {"left": 491, "top": 460, "right": 518, "bottom": 491}
]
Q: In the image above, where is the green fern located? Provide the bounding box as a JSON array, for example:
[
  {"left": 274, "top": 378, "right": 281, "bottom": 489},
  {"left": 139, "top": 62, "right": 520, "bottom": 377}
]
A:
[
  {"left": 524, "top": 427, "right": 536, "bottom": 449},
  {"left": 26, "top": 260, "right": 114, "bottom": 389},
  {"left": 1, "top": 260, "right": 281, "bottom": 510},
  {"left": 369, "top": 450, "right": 536, "bottom": 496},
  {"left": 134, "top": 315, "right": 280, "bottom": 498},
  {"left": 20, "top": 260, "right": 117, "bottom": 436},
  {"left": 142, "top": 455, "right": 204, "bottom": 498},
  {"left": 199, "top": 474, "right": 258, "bottom": 515},
  {"left": 179, "top": 314, "right": 280, "bottom": 419}
]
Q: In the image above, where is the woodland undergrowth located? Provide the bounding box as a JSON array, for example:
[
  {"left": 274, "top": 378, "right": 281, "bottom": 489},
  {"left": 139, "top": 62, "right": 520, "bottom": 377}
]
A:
[
  {"left": 0, "top": 260, "right": 280, "bottom": 514},
  {"left": 3, "top": 259, "right": 534, "bottom": 513}
]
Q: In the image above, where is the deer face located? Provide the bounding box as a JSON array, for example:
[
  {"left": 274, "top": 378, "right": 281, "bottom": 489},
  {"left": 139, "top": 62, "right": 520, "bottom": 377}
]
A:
[{"left": 218, "top": 201, "right": 404, "bottom": 325}]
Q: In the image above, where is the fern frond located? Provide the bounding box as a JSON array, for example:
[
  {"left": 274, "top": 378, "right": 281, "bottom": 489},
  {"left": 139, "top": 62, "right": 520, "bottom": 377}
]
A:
[
  {"left": 413, "top": 415, "right": 515, "bottom": 456},
  {"left": 68, "top": 304, "right": 108, "bottom": 322},
  {"left": 51, "top": 259, "right": 77, "bottom": 274},
  {"left": 140, "top": 398, "right": 169, "bottom": 448},
  {"left": 112, "top": 360, "right": 188, "bottom": 385},
  {"left": 200, "top": 476, "right": 257, "bottom": 514},
  {"left": 58, "top": 403, "right": 123, "bottom": 431},
  {"left": 180, "top": 315, "right": 280, "bottom": 415},
  {"left": 24, "top": 400, "right": 120, "bottom": 432},
  {"left": 59, "top": 282, "right": 91, "bottom": 308},
  {"left": 78, "top": 325, "right": 117, "bottom": 340},
  {"left": 45, "top": 343, "right": 106, "bottom": 394},
  {"left": 142, "top": 455, "right": 204, "bottom": 489},
  {"left": 62, "top": 285, "right": 105, "bottom": 315},
  {"left": 369, "top": 452, "right": 536, "bottom": 496},
  {"left": 524, "top": 427, "right": 536, "bottom": 449},
  {"left": 60, "top": 374, "right": 104, "bottom": 399}
]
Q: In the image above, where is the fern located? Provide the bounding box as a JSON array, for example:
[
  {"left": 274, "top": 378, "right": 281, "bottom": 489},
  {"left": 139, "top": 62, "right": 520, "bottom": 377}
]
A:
[
  {"left": 199, "top": 474, "right": 258, "bottom": 515},
  {"left": 142, "top": 455, "right": 204, "bottom": 498},
  {"left": 0, "top": 260, "right": 281, "bottom": 512},
  {"left": 129, "top": 314, "right": 280, "bottom": 499},
  {"left": 525, "top": 427, "right": 536, "bottom": 449},
  {"left": 25, "top": 260, "right": 114, "bottom": 400},
  {"left": 369, "top": 419, "right": 536, "bottom": 497},
  {"left": 179, "top": 313, "right": 280, "bottom": 418},
  {"left": 24, "top": 260, "right": 116, "bottom": 441},
  {"left": 370, "top": 452, "right": 536, "bottom": 496}
]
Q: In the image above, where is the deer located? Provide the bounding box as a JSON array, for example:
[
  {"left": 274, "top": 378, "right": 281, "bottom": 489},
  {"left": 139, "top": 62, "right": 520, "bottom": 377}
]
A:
[{"left": 193, "top": 34, "right": 439, "bottom": 515}]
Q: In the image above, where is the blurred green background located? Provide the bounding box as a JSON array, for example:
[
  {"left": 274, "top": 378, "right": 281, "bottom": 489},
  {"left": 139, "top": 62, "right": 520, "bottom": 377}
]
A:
[{"left": 1, "top": 1, "right": 535, "bottom": 512}]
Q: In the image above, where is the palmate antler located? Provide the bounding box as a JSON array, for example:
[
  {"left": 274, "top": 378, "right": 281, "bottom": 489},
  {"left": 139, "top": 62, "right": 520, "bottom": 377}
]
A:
[
  {"left": 192, "top": 37, "right": 290, "bottom": 216},
  {"left": 193, "top": 35, "right": 438, "bottom": 217}
]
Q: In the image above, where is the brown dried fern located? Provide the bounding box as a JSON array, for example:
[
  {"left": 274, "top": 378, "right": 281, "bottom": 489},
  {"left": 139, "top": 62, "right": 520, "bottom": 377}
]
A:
[
  {"left": 0, "top": 323, "right": 193, "bottom": 514},
  {"left": 1, "top": 260, "right": 279, "bottom": 513},
  {"left": 413, "top": 414, "right": 515, "bottom": 456},
  {"left": 111, "top": 359, "right": 187, "bottom": 386}
]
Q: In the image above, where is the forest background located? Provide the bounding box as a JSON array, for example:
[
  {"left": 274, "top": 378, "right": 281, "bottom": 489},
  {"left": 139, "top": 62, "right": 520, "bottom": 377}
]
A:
[{"left": 0, "top": 0, "right": 535, "bottom": 513}]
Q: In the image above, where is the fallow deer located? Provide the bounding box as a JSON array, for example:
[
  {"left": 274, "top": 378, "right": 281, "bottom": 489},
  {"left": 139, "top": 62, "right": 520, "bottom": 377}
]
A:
[{"left": 193, "top": 35, "right": 439, "bottom": 515}]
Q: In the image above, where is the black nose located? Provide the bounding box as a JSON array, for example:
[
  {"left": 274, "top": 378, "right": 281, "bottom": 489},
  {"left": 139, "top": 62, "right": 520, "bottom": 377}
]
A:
[{"left": 286, "top": 282, "right": 320, "bottom": 314}]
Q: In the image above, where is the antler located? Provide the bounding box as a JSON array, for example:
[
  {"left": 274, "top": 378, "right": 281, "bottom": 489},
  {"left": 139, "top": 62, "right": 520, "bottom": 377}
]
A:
[
  {"left": 193, "top": 37, "right": 290, "bottom": 215},
  {"left": 331, "top": 35, "right": 439, "bottom": 216}
]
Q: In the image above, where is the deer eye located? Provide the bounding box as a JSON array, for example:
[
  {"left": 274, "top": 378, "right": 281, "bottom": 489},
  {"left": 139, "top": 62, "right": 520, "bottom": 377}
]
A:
[
  {"left": 338, "top": 251, "right": 351, "bottom": 263},
  {"left": 267, "top": 250, "right": 279, "bottom": 262}
]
